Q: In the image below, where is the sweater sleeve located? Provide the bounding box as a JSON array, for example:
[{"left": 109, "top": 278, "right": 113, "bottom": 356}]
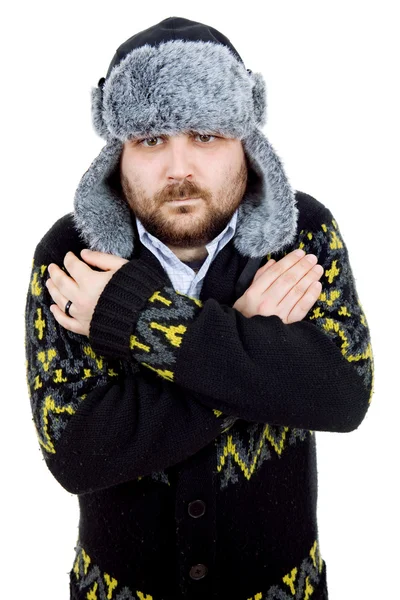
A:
[
  {"left": 88, "top": 206, "right": 375, "bottom": 434},
  {"left": 24, "top": 242, "right": 238, "bottom": 496}
]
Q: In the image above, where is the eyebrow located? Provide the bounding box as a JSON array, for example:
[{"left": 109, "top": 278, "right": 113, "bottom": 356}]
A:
[
  {"left": 166, "top": 130, "right": 222, "bottom": 137},
  {"left": 187, "top": 130, "right": 222, "bottom": 136}
]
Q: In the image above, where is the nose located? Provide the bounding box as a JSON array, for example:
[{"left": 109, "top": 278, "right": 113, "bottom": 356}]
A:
[{"left": 165, "top": 137, "right": 195, "bottom": 182}]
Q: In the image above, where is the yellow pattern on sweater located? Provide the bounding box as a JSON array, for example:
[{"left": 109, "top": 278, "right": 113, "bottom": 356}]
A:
[
  {"left": 71, "top": 539, "right": 325, "bottom": 599},
  {"left": 25, "top": 260, "right": 120, "bottom": 456},
  {"left": 130, "top": 217, "right": 374, "bottom": 418}
]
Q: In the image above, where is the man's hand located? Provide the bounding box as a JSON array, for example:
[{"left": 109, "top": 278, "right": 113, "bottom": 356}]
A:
[
  {"left": 45, "top": 249, "right": 129, "bottom": 336},
  {"left": 232, "top": 249, "right": 324, "bottom": 324}
]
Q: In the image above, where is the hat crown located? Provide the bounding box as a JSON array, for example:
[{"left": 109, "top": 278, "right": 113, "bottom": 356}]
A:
[
  {"left": 91, "top": 18, "right": 267, "bottom": 142},
  {"left": 103, "top": 16, "right": 245, "bottom": 85}
]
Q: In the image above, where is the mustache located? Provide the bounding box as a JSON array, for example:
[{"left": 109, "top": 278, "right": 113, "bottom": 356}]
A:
[{"left": 161, "top": 183, "right": 203, "bottom": 202}]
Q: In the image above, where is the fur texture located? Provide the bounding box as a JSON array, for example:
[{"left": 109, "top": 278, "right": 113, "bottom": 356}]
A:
[
  {"left": 73, "top": 40, "right": 298, "bottom": 260},
  {"left": 91, "top": 40, "right": 266, "bottom": 141}
]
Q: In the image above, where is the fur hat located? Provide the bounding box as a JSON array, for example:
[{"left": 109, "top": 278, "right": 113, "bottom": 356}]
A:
[{"left": 73, "top": 16, "right": 298, "bottom": 260}]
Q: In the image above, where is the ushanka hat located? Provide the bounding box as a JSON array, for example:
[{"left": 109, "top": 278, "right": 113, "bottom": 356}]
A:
[{"left": 73, "top": 16, "right": 298, "bottom": 260}]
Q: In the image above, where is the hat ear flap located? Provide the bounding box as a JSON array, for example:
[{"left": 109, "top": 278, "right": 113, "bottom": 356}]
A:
[
  {"left": 250, "top": 71, "right": 267, "bottom": 128},
  {"left": 91, "top": 80, "right": 109, "bottom": 139}
]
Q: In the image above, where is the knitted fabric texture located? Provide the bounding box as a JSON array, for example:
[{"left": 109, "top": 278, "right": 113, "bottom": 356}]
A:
[{"left": 24, "top": 190, "right": 374, "bottom": 600}]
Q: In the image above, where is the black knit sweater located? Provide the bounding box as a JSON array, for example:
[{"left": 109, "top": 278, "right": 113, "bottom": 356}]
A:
[{"left": 24, "top": 191, "right": 374, "bottom": 600}]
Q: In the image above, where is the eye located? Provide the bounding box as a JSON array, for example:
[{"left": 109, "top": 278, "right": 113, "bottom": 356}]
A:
[
  {"left": 194, "top": 133, "right": 216, "bottom": 143},
  {"left": 138, "top": 136, "right": 164, "bottom": 147}
]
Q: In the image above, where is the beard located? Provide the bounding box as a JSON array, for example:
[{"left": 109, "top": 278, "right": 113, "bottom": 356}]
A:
[{"left": 118, "top": 159, "right": 249, "bottom": 249}]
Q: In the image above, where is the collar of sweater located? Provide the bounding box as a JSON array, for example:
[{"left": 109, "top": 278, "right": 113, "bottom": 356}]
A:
[{"left": 72, "top": 128, "right": 299, "bottom": 261}]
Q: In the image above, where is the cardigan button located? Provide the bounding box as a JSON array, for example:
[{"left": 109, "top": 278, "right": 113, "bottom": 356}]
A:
[
  {"left": 189, "top": 564, "right": 208, "bottom": 580},
  {"left": 188, "top": 499, "right": 206, "bottom": 518}
]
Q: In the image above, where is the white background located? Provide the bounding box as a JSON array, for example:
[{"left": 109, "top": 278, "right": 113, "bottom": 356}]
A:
[{"left": 2, "top": 1, "right": 397, "bottom": 598}]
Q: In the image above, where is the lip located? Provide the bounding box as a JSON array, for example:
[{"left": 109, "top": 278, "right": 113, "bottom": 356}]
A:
[{"left": 167, "top": 197, "right": 201, "bottom": 204}]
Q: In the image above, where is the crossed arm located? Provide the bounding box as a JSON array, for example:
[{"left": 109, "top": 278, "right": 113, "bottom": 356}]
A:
[{"left": 25, "top": 206, "right": 374, "bottom": 494}]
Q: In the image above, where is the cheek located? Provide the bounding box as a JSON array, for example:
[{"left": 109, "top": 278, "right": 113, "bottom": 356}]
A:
[
  {"left": 133, "top": 159, "right": 161, "bottom": 187},
  {"left": 121, "top": 165, "right": 151, "bottom": 197}
]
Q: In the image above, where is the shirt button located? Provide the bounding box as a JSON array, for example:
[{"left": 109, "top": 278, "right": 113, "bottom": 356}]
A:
[
  {"left": 189, "top": 564, "right": 208, "bottom": 580},
  {"left": 188, "top": 499, "right": 206, "bottom": 518}
]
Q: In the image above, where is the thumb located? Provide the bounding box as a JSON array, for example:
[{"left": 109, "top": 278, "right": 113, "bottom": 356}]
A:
[{"left": 80, "top": 249, "right": 128, "bottom": 270}]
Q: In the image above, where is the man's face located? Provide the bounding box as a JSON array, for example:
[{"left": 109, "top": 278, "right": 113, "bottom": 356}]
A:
[{"left": 119, "top": 131, "right": 248, "bottom": 248}]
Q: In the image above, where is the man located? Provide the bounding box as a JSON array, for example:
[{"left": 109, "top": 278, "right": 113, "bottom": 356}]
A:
[{"left": 24, "top": 16, "right": 374, "bottom": 600}]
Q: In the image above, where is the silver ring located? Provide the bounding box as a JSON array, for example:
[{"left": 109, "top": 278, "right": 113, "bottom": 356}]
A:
[{"left": 65, "top": 300, "right": 73, "bottom": 317}]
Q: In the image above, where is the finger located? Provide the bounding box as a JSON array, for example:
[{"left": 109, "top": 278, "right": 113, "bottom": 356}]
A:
[
  {"left": 258, "top": 252, "right": 320, "bottom": 303},
  {"left": 49, "top": 303, "right": 86, "bottom": 335},
  {"left": 47, "top": 262, "right": 80, "bottom": 303},
  {"left": 278, "top": 264, "right": 324, "bottom": 318},
  {"left": 63, "top": 251, "right": 96, "bottom": 285},
  {"left": 285, "top": 280, "right": 323, "bottom": 324},
  {"left": 45, "top": 277, "right": 74, "bottom": 316},
  {"left": 80, "top": 249, "right": 129, "bottom": 271},
  {"left": 253, "top": 259, "right": 275, "bottom": 282},
  {"left": 251, "top": 249, "right": 307, "bottom": 295}
]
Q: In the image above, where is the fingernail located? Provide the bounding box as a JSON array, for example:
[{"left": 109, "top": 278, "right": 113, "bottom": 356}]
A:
[{"left": 294, "top": 249, "right": 305, "bottom": 257}]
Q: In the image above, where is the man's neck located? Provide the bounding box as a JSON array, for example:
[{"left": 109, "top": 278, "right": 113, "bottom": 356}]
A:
[{"left": 166, "top": 245, "right": 209, "bottom": 262}]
